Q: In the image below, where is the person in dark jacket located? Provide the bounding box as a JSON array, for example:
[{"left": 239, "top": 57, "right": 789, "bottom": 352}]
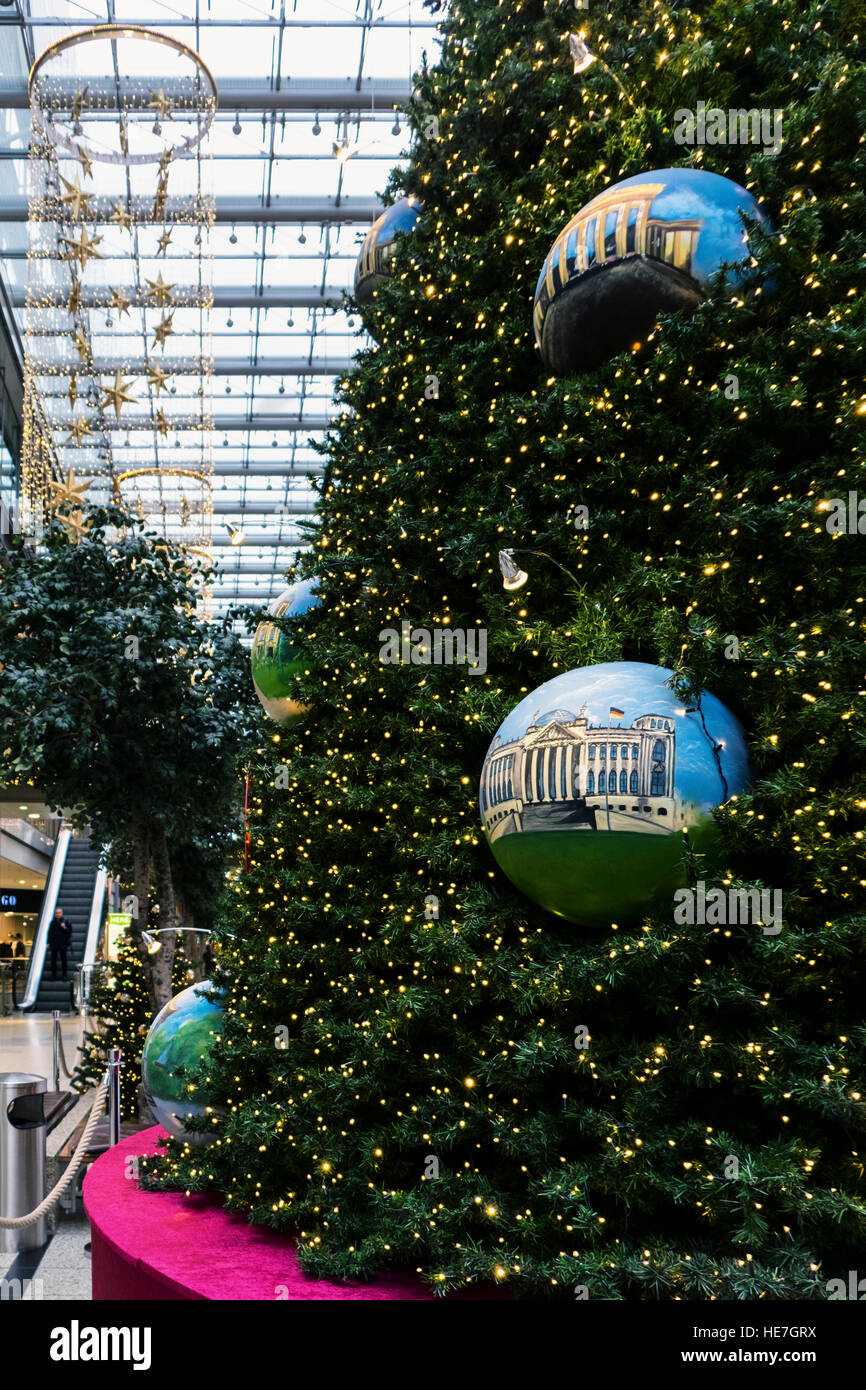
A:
[{"left": 48, "top": 908, "right": 71, "bottom": 980}]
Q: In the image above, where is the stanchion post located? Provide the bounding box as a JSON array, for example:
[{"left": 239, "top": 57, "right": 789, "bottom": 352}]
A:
[
  {"left": 52, "top": 1010, "right": 61, "bottom": 1089},
  {"left": 108, "top": 1048, "right": 122, "bottom": 1147}
]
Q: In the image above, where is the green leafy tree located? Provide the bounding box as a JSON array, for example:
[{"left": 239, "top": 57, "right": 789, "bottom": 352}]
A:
[
  {"left": 0, "top": 503, "right": 258, "bottom": 1006},
  {"left": 145, "top": 0, "right": 866, "bottom": 1297}
]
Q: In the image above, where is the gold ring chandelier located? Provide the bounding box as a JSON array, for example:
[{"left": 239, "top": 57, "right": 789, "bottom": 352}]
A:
[{"left": 22, "top": 24, "right": 217, "bottom": 553}]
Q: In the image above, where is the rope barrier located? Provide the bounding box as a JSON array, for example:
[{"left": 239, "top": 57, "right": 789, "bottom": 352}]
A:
[{"left": 0, "top": 1078, "right": 108, "bottom": 1229}]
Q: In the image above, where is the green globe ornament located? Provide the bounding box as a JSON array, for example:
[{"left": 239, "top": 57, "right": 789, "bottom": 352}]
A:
[
  {"left": 141, "top": 981, "right": 222, "bottom": 1145},
  {"left": 250, "top": 577, "right": 321, "bottom": 725}
]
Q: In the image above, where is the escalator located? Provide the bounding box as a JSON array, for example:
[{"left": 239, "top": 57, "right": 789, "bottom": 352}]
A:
[{"left": 19, "top": 829, "right": 106, "bottom": 1014}]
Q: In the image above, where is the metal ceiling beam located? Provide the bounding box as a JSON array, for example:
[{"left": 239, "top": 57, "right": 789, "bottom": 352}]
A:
[
  {"left": 212, "top": 462, "right": 323, "bottom": 475},
  {"left": 0, "top": 76, "right": 412, "bottom": 113},
  {"left": 210, "top": 500, "right": 315, "bottom": 515},
  {"left": 1, "top": 196, "right": 382, "bottom": 224},
  {"left": 35, "top": 358, "right": 352, "bottom": 377},
  {"left": 74, "top": 415, "right": 331, "bottom": 431},
  {"left": 11, "top": 288, "right": 344, "bottom": 310},
  {"left": 0, "top": 17, "right": 435, "bottom": 28}
]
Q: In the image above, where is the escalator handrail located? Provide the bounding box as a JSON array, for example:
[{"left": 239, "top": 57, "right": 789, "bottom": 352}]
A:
[
  {"left": 17, "top": 824, "right": 71, "bottom": 1010},
  {"left": 82, "top": 864, "right": 108, "bottom": 975}
]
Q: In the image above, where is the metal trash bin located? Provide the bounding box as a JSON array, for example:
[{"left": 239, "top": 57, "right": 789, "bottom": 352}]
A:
[{"left": 0, "top": 1073, "right": 47, "bottom": 1252}]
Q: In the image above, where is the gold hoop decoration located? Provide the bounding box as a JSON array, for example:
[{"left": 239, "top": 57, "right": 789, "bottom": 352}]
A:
[
  {"left": 29, "top": 25, "right": 217, "bottom": 168},
  {"left": 112, "top": 467, "right": 212, "bottom": 490},
  {"left": 21, "top": 26, "right": 215, "bottom": 553}
]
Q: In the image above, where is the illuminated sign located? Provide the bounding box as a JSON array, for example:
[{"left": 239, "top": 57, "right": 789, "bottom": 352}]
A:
[
  {"left": 106, "top": 913, "right": 131, "bottom": 960},
  {"left": 0, "top": 889, "right": 44, "bottom": 913}
]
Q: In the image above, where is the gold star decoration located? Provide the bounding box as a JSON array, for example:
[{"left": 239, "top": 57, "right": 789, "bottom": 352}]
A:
[
  {"left": 149, "top": 89, "right": 174, "bottom": 121},
  {"left": 64, "top": 415, "right": 95, "bottom": 447},
  {"left": 57, "top": 508, "right": 93, "bottom": 543},
  {"left": 68, "top": 373, "right": 78, "bottom": 410},
  {"left": 180, "top": 494, "right": 191, "bottom": 526},
  {"left": 152, "top": 311, "right": 175, "bottom": 350},
  {"left": 75, "top": 144, "right": 93, "bottom": 180},
  {"left": 67, "top": 278, "right": 83, "bottom": 316},
  {"left": 109, "top": 285, "right": 132, "bottom": 319},
  {"left": 156, "top": 228, "right": 173, "bottom": 257},
  {"left": 73, "top": 329, "right": 90, "bottom": 362},
  {"left": 49, "top": 466, "right": 93, "bottom": 508},
  {"left": 58, "top": 173, "right": 95, "bottom": 222},
  {"left": 62, "top": 226, "right": 103, "bottom": 269},
  {"left": 102, "top": 370, "right": 137, "bottom": 419},
  {"left": 147, "top": 363, "right": 171, "bottom": 395},
  {"left": 70, "top": 87, "right": 89, "bottom": 122},
  {"left": 146, "top": 271, "right": 175, "bottom": 307},
  {"left": 152, "top": 175, "right": 169, "bottom": 223},
  {"left": 155, "top": 409, "right": 169, "bottom": 437},
  {"left": 110, "top": 201, "right": 132, "bottom": 231}
]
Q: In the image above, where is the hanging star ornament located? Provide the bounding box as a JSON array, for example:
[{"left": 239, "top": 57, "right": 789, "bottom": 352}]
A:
[
  {"left": 147, "top": 363, "right": 171, "bottom": 395},
  {"left": 152, "top": 176, "right": 169, "bottom": 223},
  {"left": 67, "top": 373, "right": 78, "bottom": 410},
  {"left": 110, "top": 201, "right": 132, "bottom": 231},
  {"left": 152, "top": 310, "right": 175, "bottom": 350},
  {"left": 155, "top": 409, "right": 169, "bottom": 437},
  {"left": 149, "top": 89, "right": 175, "bottom": 121},
  {"left": 156, "top": 227, "right": 173, "bottom": 257},
  {"left": 109, "top": 285, "right": 133, "bottom": 318},
  {"left": 70, "top": 87, "right": 89, "bottom": 123},
  {"left": 49, "top": 466, "right": 93, "bottom": 508},
  {"left": 146, "top": 271, "right": 175, "bottom": 307},
  {"left": 58, "top": 173, "right": 95, "bottom": 222},
  {"left": 75, "top": 144, "right": 93, "bottom": 180},
  {"left": 67, "top": 278, "right": 83, "bottom": 316},
  {"left": 62, "top": 226, "right": 103, "bottom": 269},
  {"left": 64, "top": 415, "right": 95, "bottom": 448},
  {"left": 57, "top": 508, "right": 93, "bottom": 543},
  {"left": 102, "top": 371, "right": 137, "bottom": 419},
  {"left": 73, "top": 329, "right": 90, "bottom": 362}
]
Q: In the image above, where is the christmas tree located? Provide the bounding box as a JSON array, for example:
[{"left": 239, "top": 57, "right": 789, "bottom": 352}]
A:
[
  {"left": 144, "top": 0, "right": 866, "bottom": 1297},
  {"left": 73, "top": 932, "right": 192, "bottom": 1120}
]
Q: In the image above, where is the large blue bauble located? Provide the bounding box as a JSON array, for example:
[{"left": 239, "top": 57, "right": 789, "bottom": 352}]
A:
[
  {"left": 354, "top": 196, "right": 421, "bottom": 304},
  {"left": 480, "top": 662, "right": 750, "bottom": 927},
  {"left": 533, "top": 168, "right": 770, "bottom": 373},
  {"left": 251, "top": 577, "right": 322, "bottom": 725},
  {"left": 141, "top": 981, "right": 222, "bottom": 1145}
]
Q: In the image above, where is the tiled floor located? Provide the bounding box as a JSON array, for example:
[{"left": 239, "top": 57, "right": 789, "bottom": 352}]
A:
[
  {"left": 0, "top": 1011, "right": 85, "bottom": 1078},
  {"left": 0, "top": 1214, "right": 92, "bottom": 1300},
  {"left": 1, "top": 1013, "right": 93, "bottom": 1301}
]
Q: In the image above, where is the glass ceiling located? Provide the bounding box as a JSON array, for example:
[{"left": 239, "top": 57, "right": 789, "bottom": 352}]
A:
[{"left": 0, "top": 0, "right": 440, "bottom": 620}]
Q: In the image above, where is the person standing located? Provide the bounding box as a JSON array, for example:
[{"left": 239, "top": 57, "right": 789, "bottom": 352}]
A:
[{"left": 48, "top": 907, "right": 71, "bottom": 981}]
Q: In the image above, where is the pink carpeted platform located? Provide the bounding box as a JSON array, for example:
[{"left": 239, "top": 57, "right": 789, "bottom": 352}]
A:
[{"left": 83, "top": 1126, "right": 499, "bottom": 1301}]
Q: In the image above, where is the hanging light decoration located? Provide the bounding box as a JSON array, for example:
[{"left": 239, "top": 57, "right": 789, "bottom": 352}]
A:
[{"left": 22, "top": 25, "right": 218, "bottom": 557}]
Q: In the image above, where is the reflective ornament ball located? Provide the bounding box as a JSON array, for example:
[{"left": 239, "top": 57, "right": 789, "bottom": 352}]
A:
[
  {"left": 251, "top": 577, "right": 321, "bottom": 725},
  {"left": 533, "top": 168, "right": 770, "bottom": 374},
  {"left": 141, "top": 981, "right": 222, "bottom": 1145},
  {"left": 354, "top": 195, "right": 421, "bottom": 305},
  {"left": 480, "top": 662, "right": 750, "bottom": 927}
]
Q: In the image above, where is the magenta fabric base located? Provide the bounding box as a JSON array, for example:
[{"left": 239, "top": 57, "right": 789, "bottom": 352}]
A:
[{"left": 83, "top": 1126, "right": 501, "bottom": 1301}]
